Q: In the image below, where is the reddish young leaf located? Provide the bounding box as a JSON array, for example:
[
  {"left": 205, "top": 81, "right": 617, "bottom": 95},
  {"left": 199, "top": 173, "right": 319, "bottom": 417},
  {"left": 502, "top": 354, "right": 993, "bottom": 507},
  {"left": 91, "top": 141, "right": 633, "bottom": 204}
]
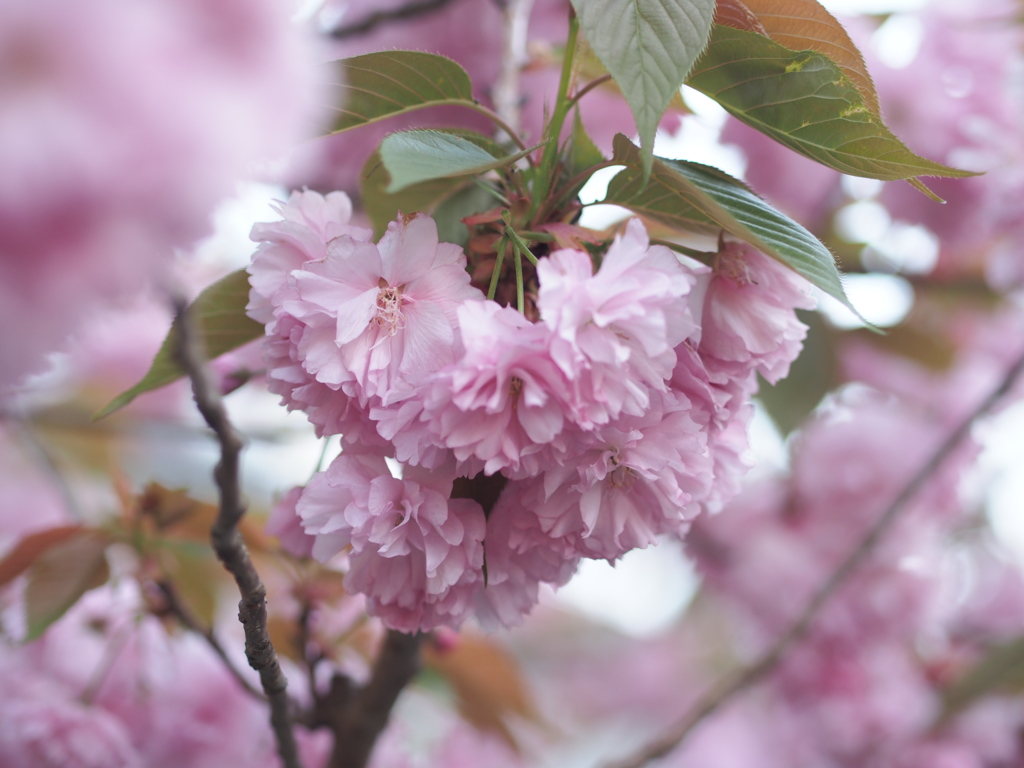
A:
[
  {"left": 138, "top": 483, "right": 270, "bottom": 552},
  {"left": 24, "top": 530, "right": 111, "bottom": 640},
  {"left": 0, "top": 525, "right": 86, "bottom": 589},
  {"left": 726, "top": 0, "right": 880, "bottom": 116},
  {"left": 424, "top": 633, "right": 540, "bottom": 751},
  {"left": 714, "top": 0, "right": 768, "bottom": 35}
]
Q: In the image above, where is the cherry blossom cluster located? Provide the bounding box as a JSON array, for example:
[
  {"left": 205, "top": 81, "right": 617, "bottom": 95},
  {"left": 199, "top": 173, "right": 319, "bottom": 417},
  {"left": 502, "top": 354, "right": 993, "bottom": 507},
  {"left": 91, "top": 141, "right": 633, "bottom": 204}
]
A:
[
  {"left": 683, "top": 388, "right": 1019, "bottom": 768},
  {"left": 249, "top": 190, "right": 814, "bottom": 632},
  {"left": 0, "top": 0, "right": 322, "bottom": 393}
]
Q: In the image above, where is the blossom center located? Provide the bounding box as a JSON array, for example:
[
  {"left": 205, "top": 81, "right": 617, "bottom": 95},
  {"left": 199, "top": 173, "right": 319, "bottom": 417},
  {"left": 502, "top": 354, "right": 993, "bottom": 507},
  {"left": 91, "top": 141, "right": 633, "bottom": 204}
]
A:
[
  {"left": 606, "top": 453, "right": 638, "bottom": 490},
  {"left": 717, "top": 244, "right": 757, "bottom": 287},
  {"left": 374, "top": 281, "right": 405, "bottom": 336}
]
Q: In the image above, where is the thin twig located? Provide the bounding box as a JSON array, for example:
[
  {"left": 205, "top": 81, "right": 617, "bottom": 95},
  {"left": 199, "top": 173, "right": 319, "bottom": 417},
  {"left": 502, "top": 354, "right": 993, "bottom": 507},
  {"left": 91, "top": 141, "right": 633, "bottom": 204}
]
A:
[
  {"left": 568, "top": 74, "right": 614, "bottom": 108},
  {"left": 9, "top": 416, "right": 82, "bottom": 520},
  {"left": 172, "top": 296, "right": 303, "bottom": 768},
  {"left": 78, "top": 620, "right": 133, "bottom": 705},
  {"left": 328, "top": 0, "right": 455, "bottom": 39},
  {"left": 328, "top": 630, "right": 424, "bottom": 768},
  {"left": 605, "top": 346, "right": 1024, "bottom": 768},
  {"left": 153, "top": 579, "right": 265, "bottom": 701}
]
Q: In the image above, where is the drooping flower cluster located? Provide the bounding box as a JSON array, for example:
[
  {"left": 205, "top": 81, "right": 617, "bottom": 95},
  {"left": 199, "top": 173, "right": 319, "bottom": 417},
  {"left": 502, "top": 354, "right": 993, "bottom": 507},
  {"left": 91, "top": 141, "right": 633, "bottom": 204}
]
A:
[{"left": 248, "top": 191, "right": 814, "bottom": 631}]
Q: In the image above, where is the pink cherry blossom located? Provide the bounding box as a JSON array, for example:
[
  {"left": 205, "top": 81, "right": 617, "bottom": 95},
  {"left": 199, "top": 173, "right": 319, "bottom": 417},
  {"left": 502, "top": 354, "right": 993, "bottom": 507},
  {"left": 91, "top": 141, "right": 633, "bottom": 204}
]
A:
[
  {"left": 420, "top": 300, "right": 572, "bottom": 479},
  {"left": 248, "top": 190, "right": 371, "bottom": 328},
  {"left": 265, "top": 486, "right": 315, "bottom": 559},
  {"left": 528, "top": 391, "right": 713, "bottom": 562},
  {"left": 248, "top": 190, "right": 382, "bottom": 443},
  {"left": 0, "top": 691, "right": 142, "bottom": 768},
  {"left": 865, "top": 3, "right": 1024, "bottom": 282},
  {"left": 670, "top": 341, "right": 755, "bottom": 514},
  {"left": 538, "top": 218, "right": 701, "bottom": 427},
  {"left": 699, "top": 240, "right": 815, "bottom": 385},
  {"left": 297, "top": 452, "right": 486, "bottom": 631},
  {"left": 0, "top": 0, "right": 324, "bottom": 393},
  {"left": 472, "top": 480, "right": 580, "bottom": 630},
  {"left": 288, "top": 214, "right": 484, "bottom": 406}
]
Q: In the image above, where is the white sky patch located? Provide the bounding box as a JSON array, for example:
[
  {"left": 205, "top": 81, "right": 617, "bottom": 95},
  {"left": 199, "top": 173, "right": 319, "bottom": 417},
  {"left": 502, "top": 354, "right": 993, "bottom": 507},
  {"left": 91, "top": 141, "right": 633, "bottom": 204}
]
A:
[
  {"left": 842, "top": 175, "right": 885, "bottom": 201},
  {"left": 659, "top": 90, "right": 748, "bottom": 179},
  {"left": 835, "top": 200, "right": 892, "bottom": 244},
  {"left": 555, "top": 539, "right": 699, "bottom": 637},
  {"left": 973, "top": 402, "right": 1024, "bottom": 561},
  {"left": 872, "top": 14, "right": 925, "bottom": 69},
  {"left": 817, "top": 273, "right": 915, "bottom": 329},
  {"left": 577, "top": 165, "right": 631, "bottom": 230},
  {"left": 862, "top": 221, "right": 940, "bottom": 274},
  {"left": 750, "top": 402, "right": 789, "bottom": 473},
  {"left": 193, "top": 182, "right": 284, "bottom": 271}
]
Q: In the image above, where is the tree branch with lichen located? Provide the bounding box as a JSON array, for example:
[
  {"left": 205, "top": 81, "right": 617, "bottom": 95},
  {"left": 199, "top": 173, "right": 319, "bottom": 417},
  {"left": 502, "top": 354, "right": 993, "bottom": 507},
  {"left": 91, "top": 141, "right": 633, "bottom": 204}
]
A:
[{"left": 171, "top": 296, "right": 303, "bottom": 768}]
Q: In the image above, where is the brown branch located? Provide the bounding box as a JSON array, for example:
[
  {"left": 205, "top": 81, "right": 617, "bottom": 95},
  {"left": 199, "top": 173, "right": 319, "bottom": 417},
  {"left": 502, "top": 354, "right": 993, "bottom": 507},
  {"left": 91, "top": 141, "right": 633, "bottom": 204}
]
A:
[
  {"left": 605, "top": 346, "right": 1024, "bottom": 768},
  {"left": 171, "top": 297, "right": 303, "bottom": 768},
  {"left": 328, "top": 630, "right": 424, "bottom": 768},
  {"left": 328, "top": 0, "right": 456, "bottom": 39}
]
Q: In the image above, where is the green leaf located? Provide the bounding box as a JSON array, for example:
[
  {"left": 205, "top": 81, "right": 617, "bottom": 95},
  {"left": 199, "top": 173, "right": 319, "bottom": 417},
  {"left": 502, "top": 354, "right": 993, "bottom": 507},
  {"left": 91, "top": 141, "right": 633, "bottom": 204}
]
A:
[
  {"left": 379, "top": 129, "right": 537, "bottom": 192},
  {"left": 361, "top": 130, "right": 508, "bottom": 238},
  {"left": 433, "top": 184, "right": 500, "bottom": 247},
  {"left": 570, "top": 0, "right": 716, "bottom": 176},
  {"left": 938, "top": 636, "right": 1024, "bottom": 726},
  {"left": 687, "top": 25, "right": 976, "bottom": 183},
  {"left": 362, "top": 149, "right": 473, "bottom": 238},
  {"left": 757, "top": 310, "right": 837, "bottom": 434},
  {"left": 25, "top": 530, "right": 110, "bottom": 640},
  {"left": 568, "top": 109, "right": 606, "bottom": 179},
  {"left": 718, "top": 0, "right": 880, "bottom": 117},
  {"left": 607, "top": 134, "right": 858, "bottom": 315},
  {"left": 325, "top": 51, "right": 475, "bottom": 134},
  {"left": 96, "top": 270, "right": 262, "bottom": 418},
  {"left": 604, "top": 143, "right": 719, "bottom": 237}
]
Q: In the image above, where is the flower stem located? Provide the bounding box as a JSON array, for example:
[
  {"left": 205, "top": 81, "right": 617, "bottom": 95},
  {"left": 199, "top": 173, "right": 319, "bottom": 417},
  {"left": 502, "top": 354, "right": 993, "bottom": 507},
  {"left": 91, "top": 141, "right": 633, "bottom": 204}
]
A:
[
  {"left": 488, "top": 235, "right": 507, "bottom": 301},
  {"left": 530, "top": 9, "right": 579, "bottom": 220},
  {"left": 505, "top": 224, "right": 540, "bottom": 266},
  {"left": 513, "top": 243, "right": 525, "bottom": 313}
]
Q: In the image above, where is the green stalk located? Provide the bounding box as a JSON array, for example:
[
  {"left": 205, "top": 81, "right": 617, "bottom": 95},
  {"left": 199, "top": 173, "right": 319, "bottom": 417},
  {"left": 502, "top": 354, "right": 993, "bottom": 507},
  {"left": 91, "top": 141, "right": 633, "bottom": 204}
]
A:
[
  {"left": 530, "top": 11, "right": 579, "bottom": 220},
  {"left": 488, "top": 235, "right": 508, "bottom": 301},
  {"left": 505, "top": 226, "right": 540, "bottom": 266},
  {"left": 513, "top": 243, "right": 525, "bottom": 313},
  {"left": 648, "top": 238, "right": 718, "bottom": 264}
]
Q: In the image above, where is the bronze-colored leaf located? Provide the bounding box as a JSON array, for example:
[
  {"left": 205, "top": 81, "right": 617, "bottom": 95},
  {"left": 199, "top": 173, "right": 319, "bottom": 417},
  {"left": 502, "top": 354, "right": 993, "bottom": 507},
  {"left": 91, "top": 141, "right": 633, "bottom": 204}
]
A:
[
  {"left": 137, "top": 484, "right": 270, "bottom": 552},
  {"left": 739, "top": 0, "right": 880, "bottom": 116},
  {"left": 714, "top": 0, "right": 768, "bottom": 35},
  {"left": 0, "top": 525, "right": 86, "bottom": 589},
  {"left": 424, "top": 633, "right": 539, "bottom": 751},
  {"left": 25, "top": 531, "right": 111, "bottom": 640}
]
